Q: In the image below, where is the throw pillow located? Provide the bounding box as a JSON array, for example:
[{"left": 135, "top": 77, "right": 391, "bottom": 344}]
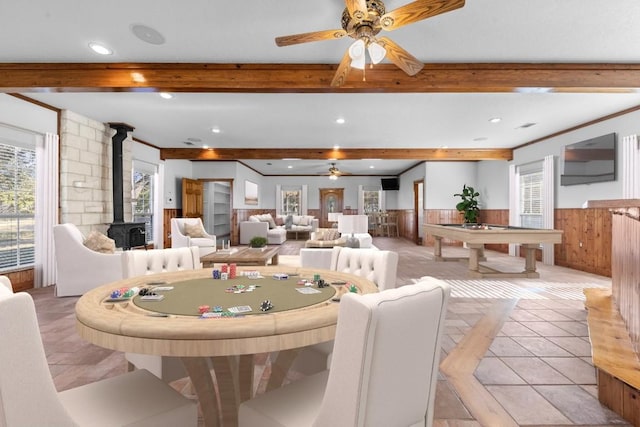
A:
[
  {"left": 275, "top": 216, "right": 284, "bottom": 226},
  {"left": 325, "top": 229, "right": 341, "bottom": 241},
  {"left": 299, "top": 216, "right": 310, "bottom": 226},
  {"left": 314, "top": 230, "right": 326, "bottom": 241},
  {"left": 184, "top": 222, "right": 205, "bottom": 238},
  {"left": 285, "top": 215, "right": 293, "bottom": 230},
  {"left": 265, "top": 214, "right": 277, "bottom": 230},
  {"left": 84, "top": 230, "right": 116, "bottom": 254}
]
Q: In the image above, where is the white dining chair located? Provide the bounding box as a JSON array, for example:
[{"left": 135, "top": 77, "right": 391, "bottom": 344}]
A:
[
  {"left": 239, "top": 279, "right": 451, "bottom": 427},
  {"left": 122, "top": 246, "right": 201, "bottom": 383},
  {"left": 291, "top": 246, "right": 399, "bottom": 375},
  {"left": 0, "top": 291, "right": 197, "bottom": 427}
]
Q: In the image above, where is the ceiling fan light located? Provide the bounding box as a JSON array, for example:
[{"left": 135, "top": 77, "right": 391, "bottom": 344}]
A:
[
  {"left": 348, "top": 39, "right": 366, "bottom": 70},
  {"left": 329, "top": 174, "right": 338, "bottom": 180},
  {"left": 368, "top": 42, "right": 386, "bottom": 64}
]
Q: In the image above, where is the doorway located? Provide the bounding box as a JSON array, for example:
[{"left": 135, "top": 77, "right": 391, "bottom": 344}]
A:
[
  {"left": 414, "top": 180, "right": 424, "bottom": 244},
  {"left": 202, "top": 180, "right": 233, "bottom": 244},
  {"left": 319, "top": 188, "right": 344, "bottom": 228}
]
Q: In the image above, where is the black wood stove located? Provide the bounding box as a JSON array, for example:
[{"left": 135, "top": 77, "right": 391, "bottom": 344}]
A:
[{"left": 106, "top": 123, "right": 146, "bottom": 250}]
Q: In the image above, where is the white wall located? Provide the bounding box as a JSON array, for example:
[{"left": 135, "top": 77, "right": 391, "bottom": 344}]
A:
[
  {"left": 511, "top": 109, "right": 640, "bottom": 208},
  {"left": 0, "top": 94, "right": 57, "bottom": 134},
  {"left": 163, "top": 159, "right": 192, "bottom": 209},
  {"left": 477, "top": 160, "right": 510, "bottom": 209},
  {"left": 425, "top": 162, "right": 478, "bottom": 209},
  {"left": 398, "top": 162, "right": 426, "bottom": 209}
]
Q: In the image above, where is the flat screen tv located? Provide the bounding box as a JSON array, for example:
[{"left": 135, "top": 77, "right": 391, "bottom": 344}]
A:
[
  {"left": 381, "top": 177, "right": 400, "bottom": 191},
  {"left": 560, "top": 133, "right": 617, "bottom": 186}
]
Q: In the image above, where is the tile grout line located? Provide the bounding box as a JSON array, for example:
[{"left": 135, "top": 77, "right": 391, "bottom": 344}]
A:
[{"left": 440, "top": 298, "right": 520, "bottom": 427}]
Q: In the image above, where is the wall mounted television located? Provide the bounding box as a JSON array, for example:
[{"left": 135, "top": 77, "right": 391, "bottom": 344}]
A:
[
  {"left": 381, "top": 177, "right": 400, "bottom": 191},
  {"left": 560, "top": 132, "right": 617, "bottom": 186}
]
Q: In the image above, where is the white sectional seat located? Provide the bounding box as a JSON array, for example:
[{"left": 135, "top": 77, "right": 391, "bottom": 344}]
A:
[{"left": 239, "top": 213, "right": 318, "bottom": 245}]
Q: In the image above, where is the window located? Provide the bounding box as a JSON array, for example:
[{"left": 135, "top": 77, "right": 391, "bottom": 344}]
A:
[
  {"left": 282, "top": 190, "right": 301, "bottom": 215},
  {"left": 133, "top": 167, "right": 154, "bottom": 243},
  {"left": 363, "top": 189, "right": 381, "bottom": 213},
  {"left": 520, "top": 170, "right": 543, "bottom": 228},
  {"left": 0, "top": 142, "right": 36, "bottom": 269}
]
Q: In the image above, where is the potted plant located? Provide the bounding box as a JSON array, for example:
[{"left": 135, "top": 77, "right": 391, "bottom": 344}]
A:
[
  {"left": 454, "top": 184, "right": 480, "bottom": 225},
  {"left": 249, "top": 236, "right": 268, "bottom": 251}
]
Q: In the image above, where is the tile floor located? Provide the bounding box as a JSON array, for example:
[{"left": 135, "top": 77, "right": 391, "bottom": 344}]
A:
[{"left": 29, "top": 239, "right": 632, "bottom": 426}]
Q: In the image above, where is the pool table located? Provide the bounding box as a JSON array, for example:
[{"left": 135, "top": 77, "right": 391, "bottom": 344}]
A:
[{"left": 423, "top": 223, "right": 563, "bottom": 278}]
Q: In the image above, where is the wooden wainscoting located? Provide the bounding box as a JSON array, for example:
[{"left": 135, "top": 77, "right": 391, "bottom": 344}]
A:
[
  {"left": 555, "top": 207, "right": 612, "bottom": 277},
  {"left": 163, "top": 208, "right": 182, "bottom": 248},
  {"left": 4, "top": 268, "right": 34, "bottom": 291}
]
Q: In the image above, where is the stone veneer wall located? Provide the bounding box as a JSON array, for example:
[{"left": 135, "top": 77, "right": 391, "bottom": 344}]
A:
[{"left": 59, "top": 110, "right": 133, "bottom": 236}]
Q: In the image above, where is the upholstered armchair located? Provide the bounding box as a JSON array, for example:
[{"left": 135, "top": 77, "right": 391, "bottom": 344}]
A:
[
  {"left": 239, "top": 280, "right": 451, "bottom": 427},
  {"left": 53, "top": 223, "right": 124, "bottom": 297},
  {"left": 0, "top": 291, "right": 197, "bottom": 427},
  {"left": 170, "top": 217, "right": 216, "bottom": 257}
]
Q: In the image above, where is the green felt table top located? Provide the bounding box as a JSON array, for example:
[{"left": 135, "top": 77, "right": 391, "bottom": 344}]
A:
[{"left": 133, "top": 275, "right": 336, "bottom": 316}]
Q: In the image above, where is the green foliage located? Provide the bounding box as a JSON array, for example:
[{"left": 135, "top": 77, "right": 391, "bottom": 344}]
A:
[
  {"left": 249, "top": 236, "right": 268, "bottom": 248},
  {"left": 454, "top": 184, "right": 480, "bottom": 224}
]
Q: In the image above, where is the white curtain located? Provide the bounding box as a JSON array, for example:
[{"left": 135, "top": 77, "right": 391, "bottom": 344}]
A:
[
  {"left": 35, "top": 132, "right": 59, "bottom": 288},
  {"left": 542, "top": 155, "right": 555, "bottom": 265},
  {"left": 508, "top": 164, "right": 519, "bottom": 256},
  {"left": 622, "top": 134, "right": 640, "bottom": 198},
  {"left": 155, "top": 162, "right": 164, "bottom": 248}
]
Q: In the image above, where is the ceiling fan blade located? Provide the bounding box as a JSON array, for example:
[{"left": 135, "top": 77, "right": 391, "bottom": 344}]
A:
[
  {"left": 275, "top": 29, "right": 347, "bottom": 47},
  {"left": 331, "top": 49, "right": 353, "bottom": 87},
  {"left": 345, "top": 0, "right": 368, "bottom": 21},
  {"left": 377, "top": 37, "right": 424, "bottom": 76},
  {"left": 380, "top": 0, "right": 465, "bottom": 31}
]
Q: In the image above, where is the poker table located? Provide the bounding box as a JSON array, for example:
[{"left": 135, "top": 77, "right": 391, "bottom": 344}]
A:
[
  {"left": 424, "top": 223, "right": 563, "bottom": 278},
  {"left": 75, "top": 266, "right": 378, "bottom": 427}
]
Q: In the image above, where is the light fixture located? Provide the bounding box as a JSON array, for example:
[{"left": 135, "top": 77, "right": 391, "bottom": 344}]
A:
[
  {"left": 211, "top": 128, "right": 221, "bottom": 134},
  {"left": 88, "top": 42, "right": 112, "bottom": 55},
  {"left": 328, "top": 212, "right": 343, "bottom": 228},
  {"left": 287, "top": 165, "right": 293, "bottom": 169},
  {"left": 159, "top": 92, "right": 173, "bottom": 99},
  {"left": 489, "top": 117, "right": 502, "bottom": 123},
  {"left": 336, "top": 118, "right": 345, "bottom": 124},
  {"left": 202, "top": 145, "right": 209, "bottom": 149},
  {"left": 333, "top": 144, "right": 340, "bottom": 150},
  {"left": 348, "top": 39, "right": 386, "bottom": 70},
  {"left": 369, "top": 165, "right": 375, "bottom": 169},
  {"left": 338, "top": 215, "right": 368, "bottom": 248},
  {"left": 329, "top": 174, "right": 338, "bottom": 181}
]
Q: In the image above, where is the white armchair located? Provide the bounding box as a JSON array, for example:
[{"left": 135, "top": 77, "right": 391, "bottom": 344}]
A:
[
  {"left": 0, "top": 291, "right": 197, "bottom": 427},
  {"left": 170, "top": 217, "right": 216, "bottom": 257},
  {"left": 239, "top": 280, "right": 451, "bottom": 427},
  {"left": 53, "top": 223, "right": 124, "bottom": 297}
]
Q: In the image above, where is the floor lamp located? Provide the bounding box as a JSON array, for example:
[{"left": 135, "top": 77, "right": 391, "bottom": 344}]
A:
[
  {"left": 328, "top": 212, "right": 343, "bottom": 228},
  {"left": 338, "top": 215, "right": 368, "bottom": 248}
]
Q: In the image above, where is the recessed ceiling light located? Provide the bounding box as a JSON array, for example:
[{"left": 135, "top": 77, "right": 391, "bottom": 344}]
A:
[
  {"left": 282, "top": 158, "right": 301, "bottom": 161},
  {"left": 489, "top": 117, "right": 502, "bottom": 123},
  {"left": 336, "top": 118, "right": 345, "bottom": 124},
  {"left": 202, "top": 145, "right": 209, "bottom": 149},
  {"left": 333, "top": 145, "right": 340, "bottom": 150},
  {"left": 159, "top": 92, "right": 173, "bottom": 99},
  {"left": 369, "top": 165, "right": 375, "bottom": 169},
  {"left": 130, "top": 24, "right": 166, "bottom": 45},
  {"left": 211, "top": 128, "right": 221, "bottom": 134},
  {"left": 88, "top": 42, "right": 112, "bottom": 55},
  {"left": 441, "top": 145, "right": 448, "bottom": 149},
  {"left": 327, "top": 158, "right": 337, "bottom": 161},
  {"left": 287, "top": 165, "right": 293, "bottom": 169}
]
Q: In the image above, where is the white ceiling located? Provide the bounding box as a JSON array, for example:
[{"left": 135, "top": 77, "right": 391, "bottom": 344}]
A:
[{"left": 4, "top": 0, "right": 640, "bottom": 175}]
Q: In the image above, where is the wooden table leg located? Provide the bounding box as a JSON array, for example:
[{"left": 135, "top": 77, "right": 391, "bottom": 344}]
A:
[
  {"left": 271, "top": 253, "right": 279, "bottom": 265},
  {"left": 433, "top": 236, "right": 443, "bottom": 258},
  {"left": 211, "top": 356, "right": 240, "bottom": 427},
  {"left": 237, "top": 354, "right": 254, "bottom": 402},
  {"left": 468, "top": 244, "right": 484, "bottom": 272},
  {"left": 522, "top": 244, "right": 538, "bottom": 274},
  {"left": 266, "top": 348, "right": 301, "bottom": 391},
  {"left": 182, "top": 357, "right": 221, "bottom": 427}
]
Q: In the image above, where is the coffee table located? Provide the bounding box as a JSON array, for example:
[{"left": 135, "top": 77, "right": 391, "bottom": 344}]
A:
[{"left": 200, "top": 246, "right": 279, "bottom": 267}]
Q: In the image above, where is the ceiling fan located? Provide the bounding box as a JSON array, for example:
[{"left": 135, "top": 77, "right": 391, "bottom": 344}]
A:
[
  {"left": 275, "top": 0, "right": 465, "bottom": 87},
  {"left": 326, "top": 162, "right": 350, "bottom": 180}
]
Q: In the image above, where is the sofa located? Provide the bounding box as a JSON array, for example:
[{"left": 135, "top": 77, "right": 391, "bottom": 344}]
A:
[
  {"left": 239, "top": 213, "right": 318, "bottom": 245},
  {"left": 305, "top": 228, "right": 346, "bottom": 248}
]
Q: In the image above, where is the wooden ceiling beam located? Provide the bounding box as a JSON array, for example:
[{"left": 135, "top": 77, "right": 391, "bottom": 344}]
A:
[
  {"left": 160, "top": 148, "right": 513, "bottom": 161},
  {"left": 1, "top": 63, "right": 640, "bottom": 93}
]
